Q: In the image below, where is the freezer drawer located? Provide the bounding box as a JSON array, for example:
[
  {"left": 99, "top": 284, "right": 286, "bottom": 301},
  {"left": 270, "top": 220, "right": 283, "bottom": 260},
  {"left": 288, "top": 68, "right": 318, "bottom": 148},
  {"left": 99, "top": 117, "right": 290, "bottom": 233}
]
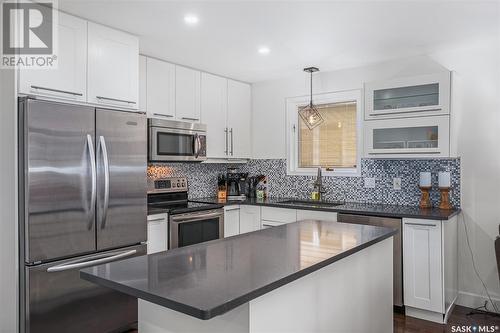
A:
[{"left": 22, "top": 244, "right": 146, "bottom": 333}]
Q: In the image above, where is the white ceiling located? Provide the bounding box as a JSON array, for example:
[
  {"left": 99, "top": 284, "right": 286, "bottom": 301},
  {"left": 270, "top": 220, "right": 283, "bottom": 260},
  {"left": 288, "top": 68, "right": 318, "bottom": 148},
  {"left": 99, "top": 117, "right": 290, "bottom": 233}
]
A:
[{"left": 58, "top": 1, "right": 499, "bottom": 83}]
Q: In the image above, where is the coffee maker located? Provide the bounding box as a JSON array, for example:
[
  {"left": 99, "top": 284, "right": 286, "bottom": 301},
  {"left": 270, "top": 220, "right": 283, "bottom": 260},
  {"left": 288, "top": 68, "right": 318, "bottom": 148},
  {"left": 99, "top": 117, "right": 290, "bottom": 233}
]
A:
[{"left": 226, "top": 171, "right": 248, "bottom": 200}]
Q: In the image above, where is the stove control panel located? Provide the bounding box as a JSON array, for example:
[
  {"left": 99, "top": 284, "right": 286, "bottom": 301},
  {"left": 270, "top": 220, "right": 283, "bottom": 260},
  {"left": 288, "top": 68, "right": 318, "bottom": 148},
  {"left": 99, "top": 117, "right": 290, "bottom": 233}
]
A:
[{"left": 147, "top": 177, "right": 187, "bottom": 193}]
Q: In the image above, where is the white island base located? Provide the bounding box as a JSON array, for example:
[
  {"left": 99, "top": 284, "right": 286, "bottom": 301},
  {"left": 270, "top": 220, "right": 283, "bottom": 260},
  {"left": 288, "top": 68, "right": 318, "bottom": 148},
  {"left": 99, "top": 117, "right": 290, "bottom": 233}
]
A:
[{"left": 139, "top": 238, "right": 393, "bottom": 333}]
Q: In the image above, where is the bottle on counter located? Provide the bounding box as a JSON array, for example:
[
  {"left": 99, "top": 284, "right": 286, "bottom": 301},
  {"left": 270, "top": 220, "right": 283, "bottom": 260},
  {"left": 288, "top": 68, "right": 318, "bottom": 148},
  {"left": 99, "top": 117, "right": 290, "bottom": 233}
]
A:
[{"left": 217, "top": 174, "right": 227, "bottom": 200}]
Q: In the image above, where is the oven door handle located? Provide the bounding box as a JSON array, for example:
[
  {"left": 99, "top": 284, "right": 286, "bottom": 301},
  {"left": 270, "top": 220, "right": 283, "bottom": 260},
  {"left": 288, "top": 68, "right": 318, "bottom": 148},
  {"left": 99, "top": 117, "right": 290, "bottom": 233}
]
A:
[{"left": 171, "top": 212, "right": 223, "bottom": 223}]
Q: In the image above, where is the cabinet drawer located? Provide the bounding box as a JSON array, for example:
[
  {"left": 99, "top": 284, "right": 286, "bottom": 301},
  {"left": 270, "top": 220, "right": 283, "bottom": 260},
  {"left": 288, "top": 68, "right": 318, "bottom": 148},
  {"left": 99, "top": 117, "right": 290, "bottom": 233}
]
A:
[
  {"left": 296, "top": 210, "right": 337, "bottom": 222},
  {"left": 261, "top": 207, "right": 296, "bottom": 223},
  {"left": 261, "top": 220, "right": 286, "bottom": 229}
]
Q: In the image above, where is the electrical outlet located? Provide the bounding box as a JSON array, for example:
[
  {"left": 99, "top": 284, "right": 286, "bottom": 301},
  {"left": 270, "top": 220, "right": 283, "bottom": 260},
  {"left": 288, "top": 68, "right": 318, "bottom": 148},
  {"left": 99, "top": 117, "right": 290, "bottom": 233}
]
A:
[
  {"left": 364, "top": 177, "right": 376, "bottom": 188},
  {"left": 393, "top": 178, "right": 402, "bottom": 190}
]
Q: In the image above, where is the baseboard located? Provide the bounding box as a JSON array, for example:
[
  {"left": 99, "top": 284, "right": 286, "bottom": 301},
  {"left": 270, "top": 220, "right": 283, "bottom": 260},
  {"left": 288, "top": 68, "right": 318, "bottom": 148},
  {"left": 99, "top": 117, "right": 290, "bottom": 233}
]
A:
[
  {"left": 456, "top": 291, "right": 500, "bottom": 313},
  {"left": 405, "top": 306, "right": 445, "bottom": 324}
]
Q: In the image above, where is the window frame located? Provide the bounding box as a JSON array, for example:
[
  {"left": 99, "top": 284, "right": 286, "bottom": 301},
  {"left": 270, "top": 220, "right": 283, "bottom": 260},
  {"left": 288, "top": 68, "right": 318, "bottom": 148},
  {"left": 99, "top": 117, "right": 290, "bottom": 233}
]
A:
[{"left": 286, "top": 89, "right": 363, "bottom": 177}]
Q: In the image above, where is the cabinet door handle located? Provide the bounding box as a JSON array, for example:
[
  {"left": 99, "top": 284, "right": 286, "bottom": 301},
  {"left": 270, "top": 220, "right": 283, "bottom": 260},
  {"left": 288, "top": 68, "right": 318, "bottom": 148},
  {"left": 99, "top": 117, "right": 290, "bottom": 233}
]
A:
[
  {"left": 31, "top": 85, "right": 83, "bottom": 96},
  {"left": 405, "top": 222, "right": 437, "bottom": 227},
  {"left": 96, "top": 96, "right": 136, "bottom": 104},
  {"left": 229, "top": 128, "right": 234, "bottom": 156},
  {"left": 224, "top": 128, "right": 229, "bottom": 155},
  {"left": 153, "top": 113, "right": 174, "bottom": 118},
  {"left": 181, "top": 117, "right": 199, "bottom": 121}
]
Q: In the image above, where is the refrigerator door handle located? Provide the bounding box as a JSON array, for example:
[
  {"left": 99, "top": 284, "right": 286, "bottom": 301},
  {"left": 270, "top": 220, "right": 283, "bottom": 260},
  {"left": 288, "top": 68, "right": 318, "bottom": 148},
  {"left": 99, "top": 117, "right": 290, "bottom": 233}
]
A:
[
  {"left": 87, "top": 134, "right": 97, "bottom": 230},
  {"left": 99, "top": 136, "right": 110, "bottom": 229},
  {"left": 46, "top": 249, "right": 137, "bottom": 273}
]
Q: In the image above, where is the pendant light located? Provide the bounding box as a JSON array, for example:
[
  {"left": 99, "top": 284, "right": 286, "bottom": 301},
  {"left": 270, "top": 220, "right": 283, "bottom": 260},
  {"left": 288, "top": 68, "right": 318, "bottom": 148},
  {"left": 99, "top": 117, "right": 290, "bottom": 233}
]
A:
[{"left": 299, "top": 66, "right": 323, "bottom": 130}]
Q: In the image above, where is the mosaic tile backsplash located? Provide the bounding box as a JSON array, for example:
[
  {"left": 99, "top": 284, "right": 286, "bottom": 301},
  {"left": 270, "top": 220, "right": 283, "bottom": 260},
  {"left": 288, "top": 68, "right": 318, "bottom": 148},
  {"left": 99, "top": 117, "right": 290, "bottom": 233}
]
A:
[{"left": 148, "top": 158, "right": 461, "bottom": 208}]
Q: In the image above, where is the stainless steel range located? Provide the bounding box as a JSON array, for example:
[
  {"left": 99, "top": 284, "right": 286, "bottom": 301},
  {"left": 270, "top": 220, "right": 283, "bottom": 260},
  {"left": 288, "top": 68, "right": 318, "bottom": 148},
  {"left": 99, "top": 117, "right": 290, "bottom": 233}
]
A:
[{"left": 148, "top": 177, "right": 224, "bottom": 249}]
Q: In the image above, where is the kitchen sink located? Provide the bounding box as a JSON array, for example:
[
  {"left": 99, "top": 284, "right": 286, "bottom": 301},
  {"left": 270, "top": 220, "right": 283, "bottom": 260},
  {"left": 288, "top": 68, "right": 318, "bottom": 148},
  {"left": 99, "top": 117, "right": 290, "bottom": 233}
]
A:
[{"left": 277, "top": 199, "right": 344, "bottom": 207}]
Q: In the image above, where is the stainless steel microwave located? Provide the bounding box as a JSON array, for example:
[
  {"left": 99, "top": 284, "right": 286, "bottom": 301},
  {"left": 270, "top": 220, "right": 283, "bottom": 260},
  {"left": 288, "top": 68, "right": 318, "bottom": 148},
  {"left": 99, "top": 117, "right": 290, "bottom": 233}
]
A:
[{"left": 148, "top": 118, "right": 207, "bottom": 162}]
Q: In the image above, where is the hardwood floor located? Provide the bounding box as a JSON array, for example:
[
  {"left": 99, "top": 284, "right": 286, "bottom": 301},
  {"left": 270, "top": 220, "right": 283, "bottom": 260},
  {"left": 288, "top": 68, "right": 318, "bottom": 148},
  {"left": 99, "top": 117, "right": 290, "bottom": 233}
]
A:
[
  {"left": 124, "top": 305, "right": 500, "bottom": 332},
  {"left": 394, "top": 306, "right": 500, "bottom": 333}
]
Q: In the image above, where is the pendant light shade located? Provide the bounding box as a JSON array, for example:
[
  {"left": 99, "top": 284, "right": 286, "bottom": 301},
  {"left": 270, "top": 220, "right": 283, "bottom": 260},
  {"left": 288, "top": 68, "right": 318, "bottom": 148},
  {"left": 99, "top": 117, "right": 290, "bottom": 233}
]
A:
[{"left": 299, "top": 67, "right": 323, "bottom": 130}]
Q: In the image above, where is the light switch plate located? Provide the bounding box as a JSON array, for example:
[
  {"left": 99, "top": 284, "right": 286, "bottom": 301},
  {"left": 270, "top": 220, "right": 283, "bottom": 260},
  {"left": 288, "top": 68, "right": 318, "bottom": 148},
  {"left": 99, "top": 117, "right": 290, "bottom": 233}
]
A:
[
  {"left": 393, "top": 178, "right": 402, "bottom": 190},
  {"left": 364, "top": 177, "right": 376, "bottom": 188}
]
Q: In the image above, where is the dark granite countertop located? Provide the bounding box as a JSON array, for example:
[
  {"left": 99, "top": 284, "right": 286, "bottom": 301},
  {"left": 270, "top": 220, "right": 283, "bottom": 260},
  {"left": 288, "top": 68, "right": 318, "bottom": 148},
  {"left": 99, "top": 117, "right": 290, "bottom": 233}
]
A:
[
  {"left": 190, "top": 197, "right": 460, "bottom": 221},
  {"left": 81, "top": 220, "right": 396, "bottom": 320}
]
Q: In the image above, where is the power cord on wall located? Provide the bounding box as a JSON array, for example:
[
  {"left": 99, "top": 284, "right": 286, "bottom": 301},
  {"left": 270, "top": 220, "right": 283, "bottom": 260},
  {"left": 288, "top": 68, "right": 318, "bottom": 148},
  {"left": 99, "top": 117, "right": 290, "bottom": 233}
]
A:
[{"left": 459, "top": 212, "right": 500, "bottom": 314}]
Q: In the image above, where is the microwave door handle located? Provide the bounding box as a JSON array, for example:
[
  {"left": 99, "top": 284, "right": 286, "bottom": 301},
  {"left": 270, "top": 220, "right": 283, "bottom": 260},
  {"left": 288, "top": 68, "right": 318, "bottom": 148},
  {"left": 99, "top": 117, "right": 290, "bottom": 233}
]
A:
[
  {"left": 194, "top": 133, "right": 200, "bottom": 158},
  {"left": 86, "top": 134, "right": 97, "bottom": 230},
  {"left": 195, "top": 133, "right": 202, "bottom": 158}
]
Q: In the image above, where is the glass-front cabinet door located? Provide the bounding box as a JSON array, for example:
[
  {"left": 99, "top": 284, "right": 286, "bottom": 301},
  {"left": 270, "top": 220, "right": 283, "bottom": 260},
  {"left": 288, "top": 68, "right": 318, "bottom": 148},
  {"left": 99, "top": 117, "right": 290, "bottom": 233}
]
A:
[
  {"left": 364, "top": 116, "right": 450, "bottom": 158},
  {"left": 364, "top": 72, "right": 450, "bottom": 120}
]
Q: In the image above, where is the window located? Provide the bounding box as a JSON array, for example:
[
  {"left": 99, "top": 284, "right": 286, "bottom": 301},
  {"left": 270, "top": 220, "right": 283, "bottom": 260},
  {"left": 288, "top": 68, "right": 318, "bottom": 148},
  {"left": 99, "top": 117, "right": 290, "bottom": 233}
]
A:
[{"left": 286, "top": 90, "right": 363, "bottom": 176}]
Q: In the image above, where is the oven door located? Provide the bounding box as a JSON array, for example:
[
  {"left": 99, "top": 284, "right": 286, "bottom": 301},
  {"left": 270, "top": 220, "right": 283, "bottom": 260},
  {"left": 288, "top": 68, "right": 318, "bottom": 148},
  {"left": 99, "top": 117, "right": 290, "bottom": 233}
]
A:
[
  {"left": 169, "top": 209, "right": 224, "bottom": 249},
  {"left": 149, "top": 126, "right": 206, "bottom": 162}
]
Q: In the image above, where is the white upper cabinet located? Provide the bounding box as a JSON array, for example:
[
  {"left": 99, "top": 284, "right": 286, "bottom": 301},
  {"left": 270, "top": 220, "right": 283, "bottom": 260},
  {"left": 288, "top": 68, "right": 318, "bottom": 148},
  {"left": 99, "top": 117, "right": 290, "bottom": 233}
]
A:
[
  {"left": 176, "top": 66, "right": 201, "bottom": 122},
  {"left": 19, "top": 12, "right": 87, "bottom": 102},
  {"left": 365, "top": 72, "right": 450, "bottom": 120},
  {"left": 364, "top": 115, "right": 450, "bottom": 158},
  {"left": 87, "top": 22, "right": 139, "bottom": 109},
  {"left": 146, "top": 57, "right": 175, "bottom": 119},
  {"left": 201, "top": 73, "right": 228, "bottom": 158},
  {"left": 227, "top": 79, "right": 252, "bottom": 159},
  {"left": 139, "top": 55, "right": 147, "bottom": 112}
]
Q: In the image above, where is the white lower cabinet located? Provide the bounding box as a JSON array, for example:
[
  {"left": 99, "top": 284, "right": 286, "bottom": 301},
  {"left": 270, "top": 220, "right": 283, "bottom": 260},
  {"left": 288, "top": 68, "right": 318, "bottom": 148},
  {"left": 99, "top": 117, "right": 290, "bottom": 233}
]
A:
[
  {"left": 403, "top": 217, "right": 458, "bottom": 324},
  {"left": 147, "top": 214, "right": 168, "bottom": 254},
  {"left": 261, "top": 207, "right": 297, "bottom": 224},
  {"left": 239, "top": 206, "right": 262, "bottom": 234},
  {"left": 224, "top": 206, "right": 240, "bottom": 238}
]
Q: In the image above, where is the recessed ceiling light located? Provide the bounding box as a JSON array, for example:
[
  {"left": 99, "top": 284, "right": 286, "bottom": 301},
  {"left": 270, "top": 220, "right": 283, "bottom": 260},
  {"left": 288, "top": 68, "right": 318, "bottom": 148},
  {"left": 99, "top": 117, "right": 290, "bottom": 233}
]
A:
[
  {"left": 258, "top": 46, "right": 270, "bottom": 55},
  {"left": 184, "top": 14, "right": 199, "bottom": 25}
]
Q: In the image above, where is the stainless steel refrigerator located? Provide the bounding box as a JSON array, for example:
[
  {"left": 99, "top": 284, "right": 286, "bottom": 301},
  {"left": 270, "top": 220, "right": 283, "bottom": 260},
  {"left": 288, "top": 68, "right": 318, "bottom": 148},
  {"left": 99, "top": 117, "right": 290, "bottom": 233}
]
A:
[{"left": 18, "top": 97, "right": 147, "bottom": 333}]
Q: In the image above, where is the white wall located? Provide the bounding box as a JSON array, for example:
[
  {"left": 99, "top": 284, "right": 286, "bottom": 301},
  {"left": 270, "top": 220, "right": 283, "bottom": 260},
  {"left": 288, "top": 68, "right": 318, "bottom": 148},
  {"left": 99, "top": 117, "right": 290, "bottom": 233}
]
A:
[
  {"left": 430, "top": 38, "right": 500, "bottom": 310},
  {"left": 251, "top": 38, "right": 500, "bottom": 311},
  {"left": 0, "top": 67, "right": 18, "bottom": 332},
  {"left": 251, "top": 56, "right": 448, "bottom": 159}
]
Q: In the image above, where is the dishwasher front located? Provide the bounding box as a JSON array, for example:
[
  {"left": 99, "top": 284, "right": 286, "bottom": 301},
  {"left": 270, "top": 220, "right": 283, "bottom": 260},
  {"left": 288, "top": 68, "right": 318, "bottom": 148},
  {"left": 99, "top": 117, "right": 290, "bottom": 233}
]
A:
[{"left": 337, "top": 213, "right": 403, "bottom": 308}]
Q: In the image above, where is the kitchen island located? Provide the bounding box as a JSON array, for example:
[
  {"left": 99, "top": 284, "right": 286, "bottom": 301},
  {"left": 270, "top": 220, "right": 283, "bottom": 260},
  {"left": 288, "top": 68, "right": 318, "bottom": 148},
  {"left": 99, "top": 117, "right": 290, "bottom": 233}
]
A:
[{"left": 81, "top": 220, "right": 397, "bottom": 333}]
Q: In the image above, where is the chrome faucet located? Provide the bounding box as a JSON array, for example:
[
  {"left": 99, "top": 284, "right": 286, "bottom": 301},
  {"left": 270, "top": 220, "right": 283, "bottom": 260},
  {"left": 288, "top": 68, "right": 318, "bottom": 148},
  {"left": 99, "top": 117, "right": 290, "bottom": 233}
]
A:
[{"left": 313, "top": 167, "right": 326, "bottom": 201}]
